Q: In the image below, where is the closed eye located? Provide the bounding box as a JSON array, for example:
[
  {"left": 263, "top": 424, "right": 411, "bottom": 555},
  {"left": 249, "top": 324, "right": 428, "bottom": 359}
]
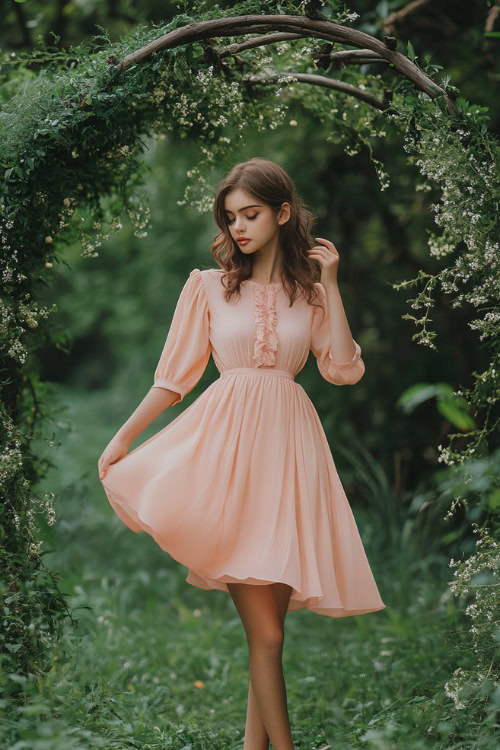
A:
[{"left": 227, "top": 215, "right": 258, "bottom": 225}]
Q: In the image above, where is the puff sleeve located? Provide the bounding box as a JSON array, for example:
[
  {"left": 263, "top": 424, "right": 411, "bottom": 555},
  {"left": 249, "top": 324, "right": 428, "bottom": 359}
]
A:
[
  {"left": 151, "top": 268, "right": 211, "bottom": 405},
  {"left": 310, "top": 283, "right": 365, "bottom": 386}
]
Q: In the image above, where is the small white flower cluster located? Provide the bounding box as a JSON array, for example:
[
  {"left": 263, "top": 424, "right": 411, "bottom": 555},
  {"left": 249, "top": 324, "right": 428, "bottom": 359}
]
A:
[
  {"left": 0, "top": 411, "right": 22, "bottom": 455},
  {"left": 59, "top": 196, "right": 76, "bottom": 230},
  {"left": 151, "top": 86, "right": 167, "bottom": 104},
  {"left": 427, "top": 230, "right": 456, "bottom": 259},
  {"left": 444, "top": 521, "right": 499, "bottom": 709},
  {"left": 415, "top": 182, "right": 432, "bottom": 192},
  {"left": 465, "top": 602, "right": 479, "bottom": 619},
  {"left": 39, "top": 491, "right": 57, "bottom": 526},
  {"left": 0, "top": 414, "right": 42, "bottom": 562},
  {"left": 469, "top": 311, "right": 500, "bottom": 341},
  {"left": 0, "top": 215, "right": 19, "bottom": 285},
  {"left": 444, "top": 667, "right": 467, "bottom": 710},
  {"left": 275, "top": 73, "right": 299, "bottom": 97},
  {"left": 126, "top": 199, "right": 151, "bottom": 239}
]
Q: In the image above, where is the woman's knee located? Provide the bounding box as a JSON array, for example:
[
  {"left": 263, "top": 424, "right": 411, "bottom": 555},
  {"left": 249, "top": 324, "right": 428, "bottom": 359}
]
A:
[
  {"left": 247, "top": 622, "right": 285, "bottom": 655},
  {"left": 227, "top": 582, "right": 285, "bottom": 653}
]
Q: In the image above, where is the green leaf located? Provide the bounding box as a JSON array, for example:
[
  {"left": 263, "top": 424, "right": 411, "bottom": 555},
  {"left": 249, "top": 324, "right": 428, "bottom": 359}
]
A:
[
  {"left": 407, "top": 40, "right": 417, "bottom": 61},
  {"left": 396, "top": 382, "right": 454, "bottom": 413},
  {"left": 456, "top": 97, "right": 469, "bottom": 113},
  {"left": 5, "top": 642, "right": 22, "bottom": 652},
  {"left": 436, "top": 396, "right": 476, "bottom": 430}
]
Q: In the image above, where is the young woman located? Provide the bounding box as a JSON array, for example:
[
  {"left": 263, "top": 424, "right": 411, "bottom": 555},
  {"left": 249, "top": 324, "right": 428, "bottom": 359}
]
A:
[{"left": 98, "top": 157, "right": 385, "bottom": 750}]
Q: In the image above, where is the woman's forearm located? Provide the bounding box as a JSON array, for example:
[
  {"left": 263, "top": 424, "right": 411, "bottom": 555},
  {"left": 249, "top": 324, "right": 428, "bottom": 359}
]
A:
[
  {"left": 115, "top": 387, "right": 179, "bottom": 446},
  {"left": 323, "top": 281, "right": 357, "bottom": 363}
]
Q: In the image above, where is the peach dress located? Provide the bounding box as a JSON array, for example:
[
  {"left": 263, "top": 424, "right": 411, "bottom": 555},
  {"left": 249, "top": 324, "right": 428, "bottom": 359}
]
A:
[{"left": 100, "top": 268, "right": 386, "bottom": 618}]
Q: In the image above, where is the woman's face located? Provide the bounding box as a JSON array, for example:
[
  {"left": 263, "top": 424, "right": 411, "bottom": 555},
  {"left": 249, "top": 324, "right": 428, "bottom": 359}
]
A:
[{"left": 223, "top": 188, "right": 288, "bottom": 256}]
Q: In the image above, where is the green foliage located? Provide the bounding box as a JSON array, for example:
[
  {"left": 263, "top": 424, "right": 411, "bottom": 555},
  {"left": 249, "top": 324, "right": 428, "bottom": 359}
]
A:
[{"left": 397, "top": 382, "right": 476, "bottom": 431}]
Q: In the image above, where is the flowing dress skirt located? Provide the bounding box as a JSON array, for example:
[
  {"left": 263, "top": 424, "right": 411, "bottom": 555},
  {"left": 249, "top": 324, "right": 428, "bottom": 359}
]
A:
[{"left": 101, "top": 368, "right": 386, "bottom": 618}]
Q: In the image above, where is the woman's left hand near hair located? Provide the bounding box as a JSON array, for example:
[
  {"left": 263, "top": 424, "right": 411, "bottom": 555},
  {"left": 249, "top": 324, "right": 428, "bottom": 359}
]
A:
[{"left": 307, "top": 237, "right": 339, "bottom": 288}]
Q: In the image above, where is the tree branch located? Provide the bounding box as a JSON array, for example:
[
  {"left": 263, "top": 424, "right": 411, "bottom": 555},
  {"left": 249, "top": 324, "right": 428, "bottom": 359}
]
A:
[
  {"left": 115, "top": 14, "right": 456, "bottom": 114},
  {"left": 219, "top": 31, "right": 306, "bottom": 57},
  {"left": 244, "top": 71, "right": 388, "bottom": 111},
  {"left": 219, "top": 35, "right": 389, "bottom": 67}
]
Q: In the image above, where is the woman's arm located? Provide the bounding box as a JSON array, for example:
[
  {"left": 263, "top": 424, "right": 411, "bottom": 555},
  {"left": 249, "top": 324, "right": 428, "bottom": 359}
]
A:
[
  {"left": 99, "top": 268, "right": 212, "bottom": 481},
  {"left": 308, "top": 236, "right": 365, "bottom": 385},
  {"left": 98, "top": 387, "right": 178, "bottom": 479},
  {"left": 308, "top": 236, "right": 357, "bottom": 363},
  {"left": 115, "top": 386, "right": 179, "bottom": 445},
  {"left": 323, "top": 281, "right": 357, "bottom": 363}
]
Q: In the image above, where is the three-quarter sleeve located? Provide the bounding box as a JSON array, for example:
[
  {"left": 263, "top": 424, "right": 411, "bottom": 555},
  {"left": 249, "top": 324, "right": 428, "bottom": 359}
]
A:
[
  {"left": 151, "top": 268, "right": 211, "bottom": 405},
  {"left": 310, "top": 283, "right": 365, "bottom": 386}
]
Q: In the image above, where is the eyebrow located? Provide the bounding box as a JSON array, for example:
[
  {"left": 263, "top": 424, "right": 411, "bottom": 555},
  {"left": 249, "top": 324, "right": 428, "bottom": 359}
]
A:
[{"left": 224, "top": 204, "right": 262, "bottom": 215}]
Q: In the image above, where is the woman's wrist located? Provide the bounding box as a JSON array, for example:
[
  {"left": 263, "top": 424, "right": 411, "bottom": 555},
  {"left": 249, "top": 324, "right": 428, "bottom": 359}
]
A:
[
  {"left": 322, "top": 279, "right": 340, "bottom": 295},
  {"left": 114, "top": 429, "right": 133, "bottom": 448}
]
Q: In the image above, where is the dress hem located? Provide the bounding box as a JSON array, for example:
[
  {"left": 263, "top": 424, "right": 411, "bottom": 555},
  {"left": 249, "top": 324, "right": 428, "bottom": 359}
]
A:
[{"left": 101, "top": 479, "right": 387, "bottom": 620}]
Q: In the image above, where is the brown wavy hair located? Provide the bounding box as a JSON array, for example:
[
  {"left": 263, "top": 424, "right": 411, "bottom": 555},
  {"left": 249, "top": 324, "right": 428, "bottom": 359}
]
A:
[{"left": 210, "top": 157, "right": 324, "bottom": 314}]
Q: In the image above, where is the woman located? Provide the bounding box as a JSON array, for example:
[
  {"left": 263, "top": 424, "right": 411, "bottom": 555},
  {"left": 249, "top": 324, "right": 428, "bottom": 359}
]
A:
[{"left": 98, "top": 157, "right": 385, "bottom": 750}]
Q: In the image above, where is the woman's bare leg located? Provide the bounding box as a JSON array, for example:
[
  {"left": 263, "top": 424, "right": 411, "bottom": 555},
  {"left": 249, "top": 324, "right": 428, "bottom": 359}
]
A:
[
  {"left": 244, "top": 679, "right": 268, "bottom": 750},
  {"left": 241, "top": 583, "right": 293, "bottom": 750},
  {"left": 227, "top": 581, "right": 294, "bottom": 750}
]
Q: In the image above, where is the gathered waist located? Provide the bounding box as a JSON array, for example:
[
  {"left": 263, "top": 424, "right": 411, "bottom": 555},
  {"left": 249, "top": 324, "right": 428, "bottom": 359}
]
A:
[{"left": 220, "top": 367, "right": 295, "bottom": 381}]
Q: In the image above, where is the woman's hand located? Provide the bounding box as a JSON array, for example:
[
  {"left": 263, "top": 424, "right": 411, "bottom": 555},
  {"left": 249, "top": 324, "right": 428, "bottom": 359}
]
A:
[
  {"left": 98, "top": 437, "right": 130, "bottom": 480},
  {"left": 307, "top": 236, "right": 340, "bottom": 288}
]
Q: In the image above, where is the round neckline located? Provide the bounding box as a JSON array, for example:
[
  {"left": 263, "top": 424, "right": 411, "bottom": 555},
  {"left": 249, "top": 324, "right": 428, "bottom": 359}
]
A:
[
  {"left": 246, "top": 278, "right": 282, "bottom": 287},
  {"left": 211, "top": 270, "right": 283, "bottom": 287}
]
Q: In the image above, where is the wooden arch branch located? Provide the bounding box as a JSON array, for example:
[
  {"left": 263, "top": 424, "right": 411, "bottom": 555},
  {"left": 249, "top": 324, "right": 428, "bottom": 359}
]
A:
[
  {"left": 219, "top": 33, "right": 389, "bottom": 66},
  {"left": 245, "top": 72, "right": 389, "bottom": 111},
  {"left": 117, "top": 14, "right": 456, "bottom": 115}
]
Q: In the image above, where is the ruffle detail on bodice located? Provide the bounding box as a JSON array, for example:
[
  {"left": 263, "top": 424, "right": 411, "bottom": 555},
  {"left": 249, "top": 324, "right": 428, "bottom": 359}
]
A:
[{"left": 252, "top": 285, "right": 279, "bottom": 367}]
